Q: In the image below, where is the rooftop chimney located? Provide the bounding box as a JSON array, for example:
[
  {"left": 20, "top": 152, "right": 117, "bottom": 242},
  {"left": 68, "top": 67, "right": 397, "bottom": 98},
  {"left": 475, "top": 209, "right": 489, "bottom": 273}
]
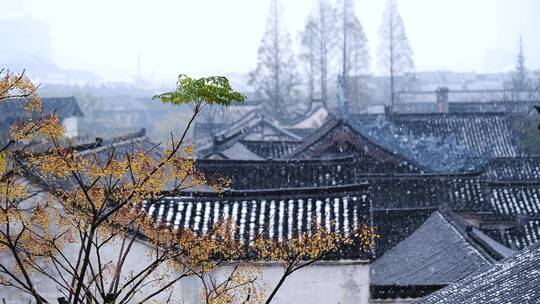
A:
[{"left": 435, "top": 87, "right": 449, "bottom": 113}]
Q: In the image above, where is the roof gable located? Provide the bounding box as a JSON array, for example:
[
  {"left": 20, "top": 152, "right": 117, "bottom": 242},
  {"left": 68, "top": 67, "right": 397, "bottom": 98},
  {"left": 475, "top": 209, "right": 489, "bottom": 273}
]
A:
[
  {"left": 371, "top": 212, "right": 492, "bottom": 286},
  {"left": 213, "top": 142, "right": 264, "bottom": 161},
  {"left": 198, "top": 111, "right": 303, "bottom": 159},
  {"left": 288, "top": 118, "right": 423, "bottom": 173}
]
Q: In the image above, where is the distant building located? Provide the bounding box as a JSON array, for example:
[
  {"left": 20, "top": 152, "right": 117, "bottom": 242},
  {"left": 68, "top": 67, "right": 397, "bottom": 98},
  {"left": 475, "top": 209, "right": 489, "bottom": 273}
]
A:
[
  {"left": 344, "top": 70, "right": 540, "bottom": 114},
  {"left": 393, "top": 88, "right": 540, "bottom": 114},
  {"left": 0, "top": 96, "right": 83, "bottom": 143}
]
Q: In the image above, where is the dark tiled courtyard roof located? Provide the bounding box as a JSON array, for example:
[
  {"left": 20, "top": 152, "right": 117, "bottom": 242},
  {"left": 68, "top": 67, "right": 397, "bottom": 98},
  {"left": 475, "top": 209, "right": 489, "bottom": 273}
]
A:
[
  {"left": 488, "top": 182, "right": 540, "bottom": 216},
  {"left": 197, "top": 111, "right": 303, "bottom": 159},
  {"left": 142, "top": 185, "right": 373, "bottom": 260},
  {"left": 240, "top": 140, "right": 301, "bottom": 159},
  {"left": 213, "top": 142, "right": 264, "bottom": 160},
  {"left": 458, "top": 182, "right": 540, "bottom": 250},
  {"left": 417, "top": 242, "right": 540, "bottom": 304},
  {"left": 363, "top": 175, "right": 488, "bottom": 212},
  {"left": 482, "top": 182, "right": 540, "bottom": 250},
  {"left": 289, "top": 118, "right": 425, "bottom": 172},
  {"left": 449, "top": 101, "right": 538, "bottom": 114},
  {"left": 368, "top": 178, "right": 443, "bottom": 209},
  {"left": 387, "top": 113, "right": 519, "bottom": 158},
  {"left": 484, "top": 219, "right": 540, "bottom": 251},
  {"left": 195, "top": 156, "right": 489, "bottom": 209},
  {"left": 480, "top": 157, "right": 540, "bottom": 181},
  {"left": 196, "top": 157, "right": 368, "bottom": 190},
  {"left": 371, "top": 212, "right": 492, "bottom": 286},
  {"left": 371, "top": 284, "right": 445, "bottom": 300},
  {"left": 0, "top": 97, "right": 83, "bottom": 120},
  {"left": 447, "top": 177, "right": 488, "bottom": 211},
  {"left": 373, "top": 209, "right": 434, "bottom": 258}
]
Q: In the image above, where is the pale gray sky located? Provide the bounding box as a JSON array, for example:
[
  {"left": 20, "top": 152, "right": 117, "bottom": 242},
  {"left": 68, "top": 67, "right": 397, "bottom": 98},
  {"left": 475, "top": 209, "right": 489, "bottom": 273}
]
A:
[{"left": 3, "top": 0, "right": 540, "bottom": 82}]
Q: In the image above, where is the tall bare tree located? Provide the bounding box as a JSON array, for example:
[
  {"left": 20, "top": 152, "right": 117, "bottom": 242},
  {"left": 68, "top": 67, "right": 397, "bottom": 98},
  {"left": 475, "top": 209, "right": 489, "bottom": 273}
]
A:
[
  {"left": 347, "top": 17, "right": 370, "bottom": 110},
  {"left": 507, "top": 36, "right": 531, "bottom": 92},
  {"left": 378, "top": 0, "right": 414, "bottom": 107},
  {"left": 299, "top": 18, "right": 318, "bottom": 103},
  {"left": 336, "top": 0, "right": 369, "bottom": 106},
  {"left": 299, "top": 0, "right": 337, "bottom": 107},
  {"left": 250, "top": 0, "right": 298, "bottom": 117}
]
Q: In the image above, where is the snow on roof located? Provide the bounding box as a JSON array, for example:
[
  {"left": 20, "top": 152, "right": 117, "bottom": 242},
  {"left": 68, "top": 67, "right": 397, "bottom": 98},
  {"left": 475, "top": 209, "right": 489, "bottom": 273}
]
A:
[
  {"left": 371, "top": 212, "right": 493, "bottom": 286},
  {"left": 290, "top": 106, "right": 328, "bottom": 129},
  {"left": 417, "top": 242, "right": 540, "bottom": 304},
  {"left": 142, "top": 185, "right": 373, "bottom": 260},
  {"left": 219, "top": 142, "right": 264, "bottom": 161}
]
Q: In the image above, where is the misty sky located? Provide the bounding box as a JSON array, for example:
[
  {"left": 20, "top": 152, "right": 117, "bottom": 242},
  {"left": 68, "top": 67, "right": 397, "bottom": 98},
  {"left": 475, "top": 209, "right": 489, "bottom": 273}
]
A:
[{"left": 3, "top": 0, "right": 540, "bottom": 83}]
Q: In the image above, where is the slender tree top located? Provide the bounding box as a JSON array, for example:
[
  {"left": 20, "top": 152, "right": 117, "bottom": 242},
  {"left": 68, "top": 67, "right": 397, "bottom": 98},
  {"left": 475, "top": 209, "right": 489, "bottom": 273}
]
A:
[
  {"left": 378, "top": 0, "right": 414, "bottom": 75},
  {"left": 516, "top": 35, "right": 526, "bottom": 75},
  {"left": 509, "top": 35, "right": 531, "bottom": 92},
  {"left": 249, "top": 0, "right": 298, "bottom": 117}
]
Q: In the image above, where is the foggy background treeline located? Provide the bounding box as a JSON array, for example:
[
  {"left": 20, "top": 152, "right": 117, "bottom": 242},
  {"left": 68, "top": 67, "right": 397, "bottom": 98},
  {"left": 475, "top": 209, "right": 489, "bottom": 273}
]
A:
[{"left": 2, "top": 0, "right": 540, "bottom": 140}]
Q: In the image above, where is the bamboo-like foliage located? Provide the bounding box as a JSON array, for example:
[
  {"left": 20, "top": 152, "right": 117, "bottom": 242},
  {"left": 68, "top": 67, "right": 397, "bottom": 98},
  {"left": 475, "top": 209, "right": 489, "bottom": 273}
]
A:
[{"left": 0, "top": 70, "right": 375, "bottom": 304}]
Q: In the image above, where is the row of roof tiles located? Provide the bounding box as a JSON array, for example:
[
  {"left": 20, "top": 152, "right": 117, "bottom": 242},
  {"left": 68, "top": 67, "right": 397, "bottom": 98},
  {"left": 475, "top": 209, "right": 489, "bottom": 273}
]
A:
[
  {"left": 197, "top": 112, "right": 522, "bottom": 172},
  {"left": 418, "top": 241, "right": 540, "bottom": 304}
]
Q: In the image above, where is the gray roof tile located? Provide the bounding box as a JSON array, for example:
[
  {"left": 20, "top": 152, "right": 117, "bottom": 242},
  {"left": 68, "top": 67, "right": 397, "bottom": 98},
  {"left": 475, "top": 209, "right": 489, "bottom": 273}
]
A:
[
  {"left": 371, "top": 212, "right": 492, "bottom": 286},
  {"left": 417, "top": 242, "right": 540, "bottom": 304}
]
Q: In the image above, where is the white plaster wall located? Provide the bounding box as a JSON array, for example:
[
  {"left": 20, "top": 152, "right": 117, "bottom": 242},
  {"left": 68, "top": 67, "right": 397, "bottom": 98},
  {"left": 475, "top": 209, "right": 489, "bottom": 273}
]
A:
[
  {"left": 179, "top": 261, "right": 370, "bottom": 304},
  {"left": 1, "top": 238, "right": 370, "bottom": 304},
  {"left": 239, "top": 261, "right": 370, "bottom": 304},
  {"left": 62, "top": 117, "right": 78, "bottom": 138}
]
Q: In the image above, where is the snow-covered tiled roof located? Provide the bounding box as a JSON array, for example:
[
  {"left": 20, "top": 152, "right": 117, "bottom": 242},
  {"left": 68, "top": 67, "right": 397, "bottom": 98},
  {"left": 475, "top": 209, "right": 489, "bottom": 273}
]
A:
[
  {"left": 386, "top": 113, "right": 519, "bottom": 158},
  {"left": 489, "top": 183, "right": 540, "bottom": 217},
  {"left": 196, "top": 111, "right": 304, "bottom": 159},
  {"left": 288, "top": 118, "right": 428, "bottom": 172},
  {"left": 240, "top": 140, "right": 301, "bottom": 159},
  {"left": 417, "top": 242, "right": 540, "bottom": 304},
  {"left": 481, "top": 157, "right": 540, "bottom": 181},
  {"left": 142, "top": 185, "right": 373, "bottom": 260},
  {"left": 486, "top": 219, "right": 540, "bottom": 251},
  {"left": 195, "top": 157, "right": 360, "bottom": 190},
  {"left": 373, "top": 208, "right": 434, "bottom": 258},
  {"left": 371, "top": 212, "right": 493, "bottom": 286},
  {"left": 484, "top": 182, "right": 540, "bottom": 250},
  {"left": 218, "top": 142, "right": 264, "bottom": 161}
]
